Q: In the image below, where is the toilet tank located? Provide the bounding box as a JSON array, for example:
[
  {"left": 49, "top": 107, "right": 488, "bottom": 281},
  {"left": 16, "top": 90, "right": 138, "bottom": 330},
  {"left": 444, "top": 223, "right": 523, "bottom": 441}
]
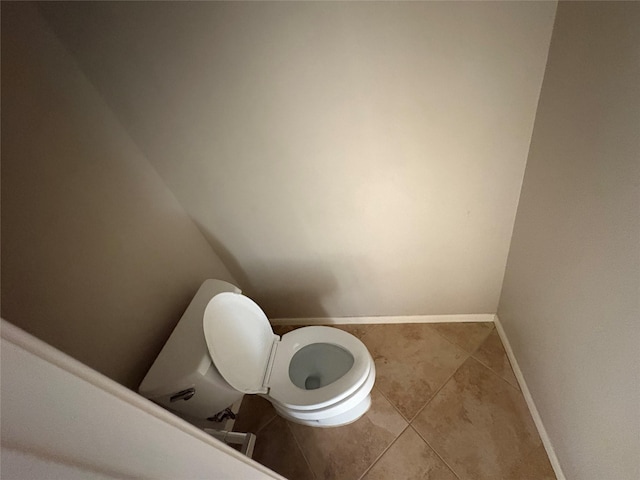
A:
[{"left": 139, "top": 279, "right": 244, "bottom": 420}]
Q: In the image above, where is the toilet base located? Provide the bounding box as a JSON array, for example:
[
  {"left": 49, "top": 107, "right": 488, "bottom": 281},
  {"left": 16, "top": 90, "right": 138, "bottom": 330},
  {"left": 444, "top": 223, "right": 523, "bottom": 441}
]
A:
[{"left": 274, "top": 394, "right": 372, "bottom": 428}]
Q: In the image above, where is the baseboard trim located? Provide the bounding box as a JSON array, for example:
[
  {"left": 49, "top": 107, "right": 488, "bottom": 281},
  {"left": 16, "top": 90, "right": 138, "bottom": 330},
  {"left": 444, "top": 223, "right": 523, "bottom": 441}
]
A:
[
  {"left": 270, "top": 313, "right": 496, "bottom": 326},
  {"left": 494, "top": 316, "right": 566, "bottom": 480}
]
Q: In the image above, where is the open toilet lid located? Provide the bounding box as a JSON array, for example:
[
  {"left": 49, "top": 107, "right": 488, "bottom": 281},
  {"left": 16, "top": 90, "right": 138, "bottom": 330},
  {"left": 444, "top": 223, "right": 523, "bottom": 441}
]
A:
[{"left": 203, "top": 292, "right": 275, "bottom": 394}]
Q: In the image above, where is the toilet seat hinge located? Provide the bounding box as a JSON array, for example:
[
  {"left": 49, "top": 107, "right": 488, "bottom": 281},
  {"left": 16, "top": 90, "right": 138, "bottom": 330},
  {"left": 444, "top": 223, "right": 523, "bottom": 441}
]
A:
[{"left": 262, "top": 335, "right": 279, "bottom": 390}]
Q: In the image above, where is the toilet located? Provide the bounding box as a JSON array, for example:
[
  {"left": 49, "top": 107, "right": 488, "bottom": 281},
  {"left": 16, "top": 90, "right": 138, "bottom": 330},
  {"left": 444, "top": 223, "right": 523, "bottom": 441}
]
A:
[{"left": 139, "top": 279, "right": 376, "bottom": 428}]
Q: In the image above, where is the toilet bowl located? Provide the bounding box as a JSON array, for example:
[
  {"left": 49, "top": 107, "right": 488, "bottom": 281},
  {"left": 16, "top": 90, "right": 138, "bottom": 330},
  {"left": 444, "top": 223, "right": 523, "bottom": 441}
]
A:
[
  {"left": 203, "top": 292, "right": 376, "bottom": 427},
  {"left": 139, "top": 280, "right": 376, "bottom": 429}
]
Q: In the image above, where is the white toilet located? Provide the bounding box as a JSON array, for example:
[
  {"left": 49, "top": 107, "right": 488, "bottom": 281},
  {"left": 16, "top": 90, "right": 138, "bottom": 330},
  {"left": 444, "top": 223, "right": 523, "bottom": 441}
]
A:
[{"left": 139, "top": 279, "right": 376, "bottom": 428}]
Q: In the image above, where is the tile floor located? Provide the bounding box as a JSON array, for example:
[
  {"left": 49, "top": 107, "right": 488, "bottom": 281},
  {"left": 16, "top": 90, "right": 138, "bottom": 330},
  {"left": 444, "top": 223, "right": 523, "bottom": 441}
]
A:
[{"left": 233, "top": 323, "right": 555, "bottom": 480}]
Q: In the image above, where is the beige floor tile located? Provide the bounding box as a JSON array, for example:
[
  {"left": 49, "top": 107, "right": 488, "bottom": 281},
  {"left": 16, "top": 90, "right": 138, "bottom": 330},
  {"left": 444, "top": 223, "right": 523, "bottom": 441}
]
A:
[
  {"left": 361, "top": 324, "right": 467, "bottom": 420},
  {"left": 472, "top": 329, "right": 519, "bottom": 388},
  {"left": 362, "top": 427, "right": 458, "bottom": 480},
  {"left": 412, "top": 357, "right": 546, "bottom": 480},
  {"left": 233, "top": 394, "right": 277, "bottom": 434},
  {"left": 289, "top": 388, "right": 407, "bottom": 480},
  {"left": 428, "top": 322, "right": 494, "bottom": 353},
  {"left": 251, "top": 416, "right": 315, "bottom": 480},
  {"left": 508, "top": 443, "right": 556, "bottom": 479}
]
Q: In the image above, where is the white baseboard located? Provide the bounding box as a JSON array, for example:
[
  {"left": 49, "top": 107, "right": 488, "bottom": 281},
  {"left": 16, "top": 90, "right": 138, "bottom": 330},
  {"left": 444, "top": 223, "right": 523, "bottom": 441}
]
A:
[
  {"left": 494, "top": 316, "right": 566, "bottom": 480},
  {"left": 270, "top": 313, "right": 496, "bottom": 326}
]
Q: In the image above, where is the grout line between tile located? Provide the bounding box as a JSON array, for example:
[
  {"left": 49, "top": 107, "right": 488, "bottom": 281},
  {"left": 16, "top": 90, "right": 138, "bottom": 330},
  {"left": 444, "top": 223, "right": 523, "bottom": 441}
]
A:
[
  {"left": 467, "top": 328, "right": 491, "bottom": 357},
  {"left": 357, "top": 423, "right": 411, "bottom": 480},
  {"left": 469, "top": 329, "right": 521, "bottom": 390},
  {"left": 470, "top": 354, "right": 521, "bottom": 390},
  {"left": 284, "top": 420, "right": 317, "bottom": 480},
  {"left": 408, "top": 350, "right": 472, "bottom": 424},
  {"left": 406, "top": 327, "right": 490, "bottom": 419},
  {"left": 411, "top": 424, "right": 462, "bottom": 480},
  {"left": 374, "top": 386, "right": 411, "bottom": 426},
  {"left": 372, "top": 323, "right": 489, "bottom": 424},
  {"left": 255, "top": 410, "right": 278, "bottom": 435},
  {"left": 427, "top": 323, "right": 495, "bottom": 355}
]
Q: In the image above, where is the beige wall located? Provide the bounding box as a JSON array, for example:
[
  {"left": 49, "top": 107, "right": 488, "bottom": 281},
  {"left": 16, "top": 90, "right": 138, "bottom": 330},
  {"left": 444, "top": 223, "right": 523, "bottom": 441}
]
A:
[
  {"left": 1, "top": 3, "right": 235, "bottom": 389},
  {"left": 498, "top": 3, "right": 640, "bottom": 479},
  {"left": 38, "top": 2, "right": 556, "bottom": 318}
]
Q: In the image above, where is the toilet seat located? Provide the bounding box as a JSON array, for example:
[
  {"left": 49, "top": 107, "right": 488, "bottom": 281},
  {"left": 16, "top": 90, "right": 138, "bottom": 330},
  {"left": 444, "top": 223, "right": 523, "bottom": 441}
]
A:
[
  {"left": 270, "top": 359, "right": 376, "bottom": 423},
  {"left": 267, "top": 326, "right": 372, "bottom": 410},
  {"left": 203, "top": 293, "right": 373, "bottom": 411}
]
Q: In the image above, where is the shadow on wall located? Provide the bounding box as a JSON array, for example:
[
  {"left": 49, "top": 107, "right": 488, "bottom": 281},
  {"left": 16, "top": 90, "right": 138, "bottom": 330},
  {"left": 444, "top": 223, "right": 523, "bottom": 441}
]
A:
[
  {"left": 194, "top": 220, "right": 254, "bottom": 293},
  {"left": 194, "top": 220, "right": 336, "bottom": 319},
  {"left": 254, "top": 277, "right": 334, "bottom": 320}
]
